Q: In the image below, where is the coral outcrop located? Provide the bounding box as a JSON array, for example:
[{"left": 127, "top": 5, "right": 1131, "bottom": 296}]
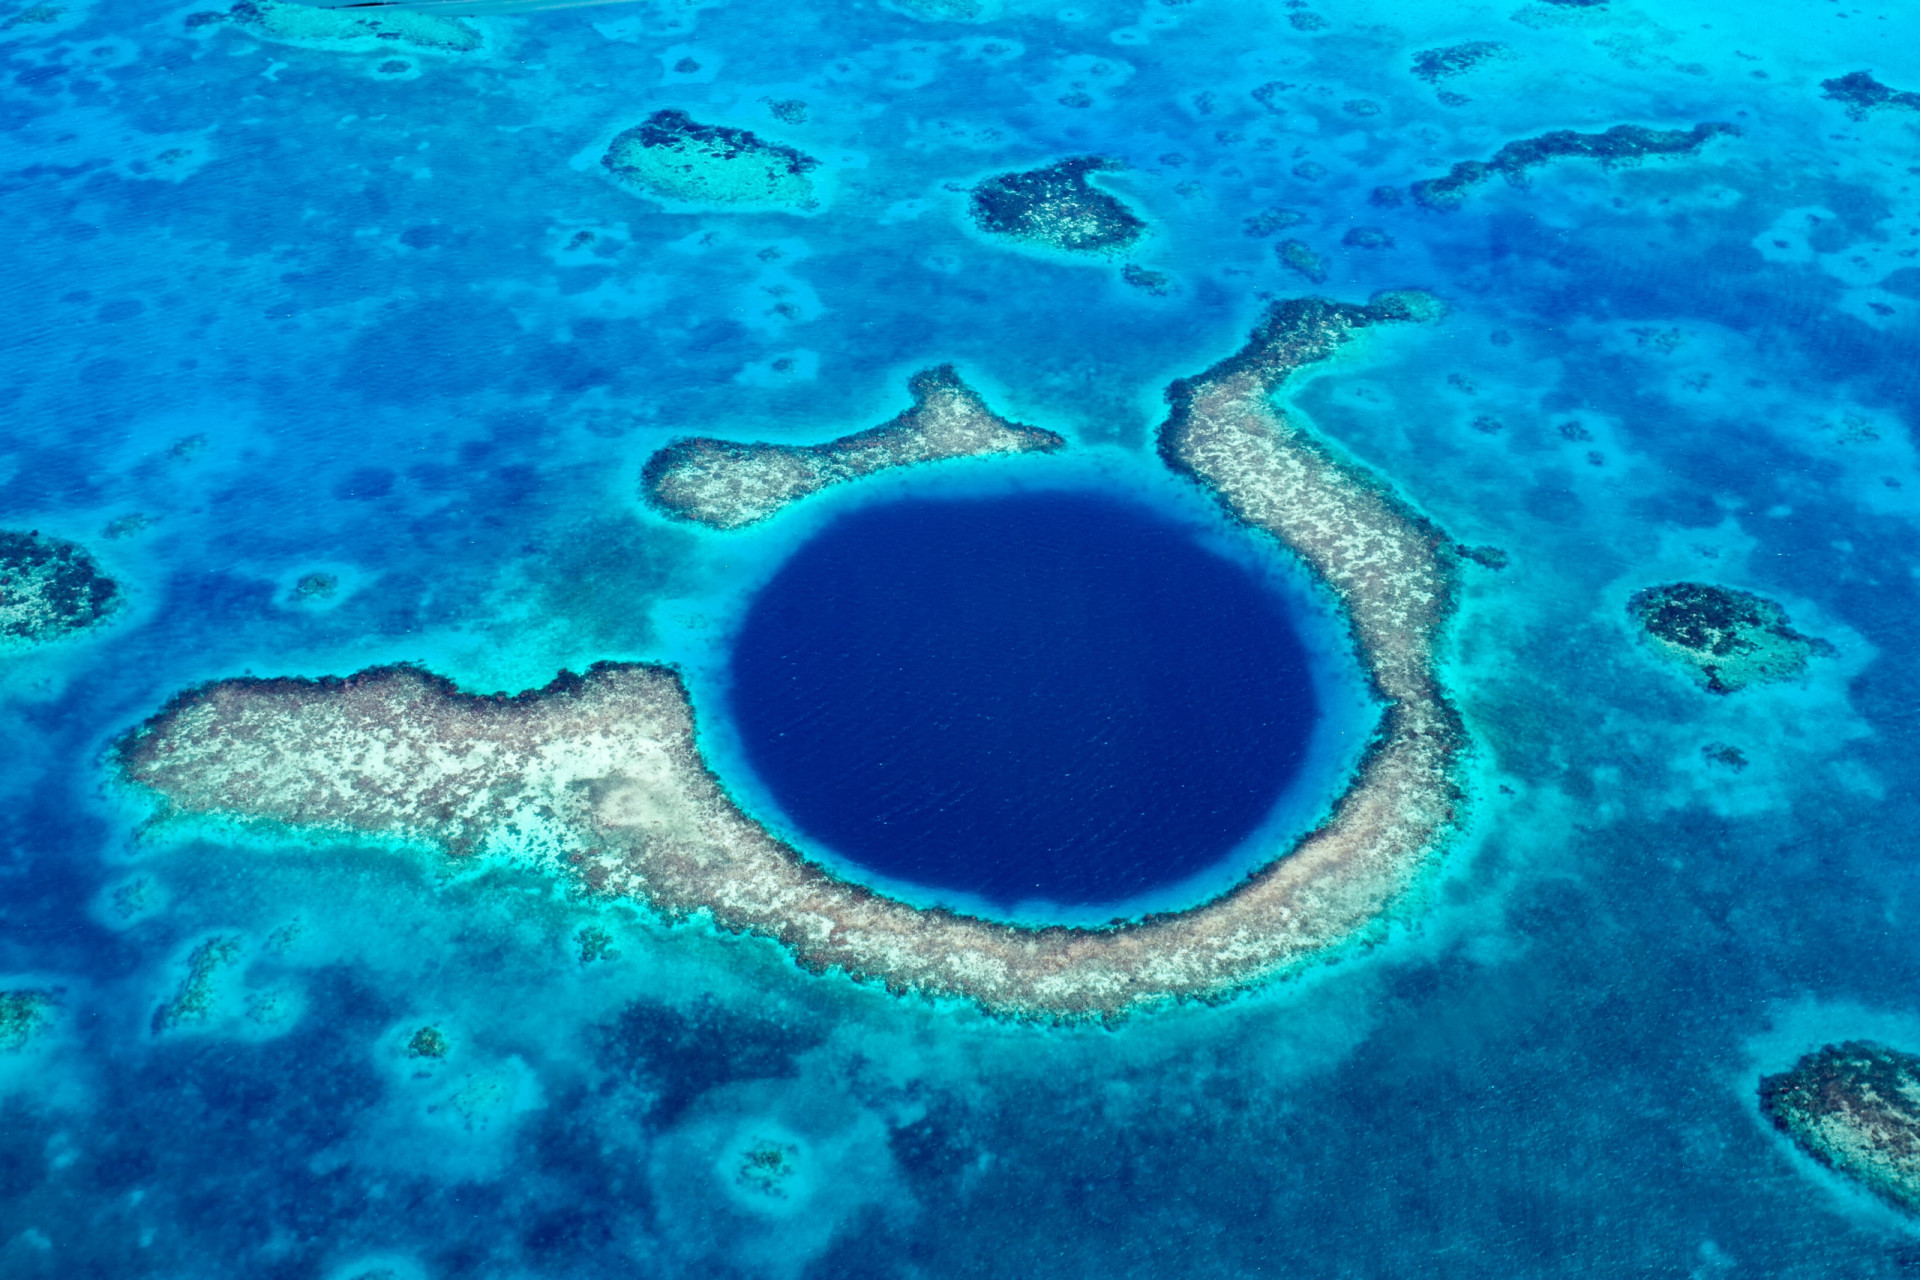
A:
[
  {"left": 641, "top": 366, "right": 1063, "bottom": 529},
  {"left": 968, "top": 157, "right": 1146, "bottom": 256},
  {"left": 1627, "top": 581, "right": 1827, "bottom": 693},
  {"left": 1410, "top": 122, "right": 1739, "bottom": 210},
  {"left": 603, "top": 110, "right": 820, "bottom": 211},
  {"left": 1, "top": 529, "right": 118, "bottom": 650},
  {"left": 1761, "top": 1041, "right": 1920, "bottom": 1213}
]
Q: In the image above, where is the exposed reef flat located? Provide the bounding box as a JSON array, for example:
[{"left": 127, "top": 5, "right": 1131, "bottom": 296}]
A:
[
  {"left": 1821, "top": 71, "right": 1920, "bottom": 120},
  {"left": 205, "top": 0, "right": 482, "bottom": 53},
  {"left": 641, "top": 367, "right": 1062, "bottom": 530},
  {"left": 968, "top": 157, "right": 1146, "bottom": 256},
  {"left": 117, "top": 293, "right": 1463, "bottom": 1022},
  {"left": 1, "top": 529, "right": 119, "bottom": 650},
  {"left": 1761, "top": 1042, "right": 1920, "bottom": 1213},
  {"left": 603, "top": 110, "right": 820, "bottom": 212},
  {"left": 1411, "top": 122, "right": 1739, "bottom": 210},
  {"left": 1628, "top": 581, "right": 1828, "bottom": 694}
]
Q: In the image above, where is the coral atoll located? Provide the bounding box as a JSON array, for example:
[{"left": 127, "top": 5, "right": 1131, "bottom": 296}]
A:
[
  {"left": 1628, "top": 581, "right": 1827, "bottom": 694},
  {"left": 214, "top": 0, "right": 482, "bottom": 53},
  {"left": 603, "top": 110, "right": 820, "bottom": 212},
  {"left": 1411, "top": 122, "right": 1739, "bottom": 210},
  {"left": 1, "top": 529, "right": 118, "bottom": 650},
  {"left": 968, "top": 157, "right": 1147, "bottom": 256},
  {"left": 642, "top": 366, "right": 1063, "bottom": 529},
  {"left": 117, "top": 291, "right": 1463, "bottom": 1021},
  {"left": 1761, "top": 1041, "right": 1920, "bottom": 1213}
]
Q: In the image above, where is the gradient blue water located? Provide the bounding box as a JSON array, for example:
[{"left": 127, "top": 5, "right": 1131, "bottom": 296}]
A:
[
  {"left": 3, "top": 0, "right": 1920, "bottom": 1275},
  {"left": 727, "top": 490, "right": 1320, "bottom": 907}
]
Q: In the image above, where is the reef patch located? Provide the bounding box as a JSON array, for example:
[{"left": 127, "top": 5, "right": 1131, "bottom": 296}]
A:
[
  {"left": 1761, "top": 1041, "right": 1920, "bottom": 1213},
  {"left": 0, "top": 990, "right": 57, "bottom": 1053},
  {"left": 641, "top": 366, "right": 1062, "bottom": 529},
  {"left": 603, "top": 110, "right": 820, "bottom": 212},
  {"left": 1821, "top": 71, "right": 1920, "bottom": 121},
  {"left": 968, "top": 157, "right": 1147, "bottom": 256},
  {"left": 0, "top": 529, "right": 119, "bottom": 650},
  {"left": 1628, "top": 581, "right": 1828, "bottom": 694},
  {"left": 212, "top": 0, "right": 483, "bottom": 53},
  {"left": 117, "top": 291, "right": 1464, "bottom": 1022},
  {"left": 1410, "top": 122, "right": 1739, "bottom": 209}
]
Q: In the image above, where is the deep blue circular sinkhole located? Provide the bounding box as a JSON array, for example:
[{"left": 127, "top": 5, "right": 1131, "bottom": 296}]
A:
[{"left": 725, "top": 490, "right": 1323, "bottom": 909}]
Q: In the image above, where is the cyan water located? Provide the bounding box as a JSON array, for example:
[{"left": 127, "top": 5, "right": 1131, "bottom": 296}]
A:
[{"left": 3, "top": 0, "right": 1919, "bottom": 1275}]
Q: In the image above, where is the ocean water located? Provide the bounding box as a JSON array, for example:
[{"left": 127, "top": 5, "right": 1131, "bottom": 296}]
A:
[
  {"left": 1, "top": 0, "right": 1918, "bottom": 1274},
  {"left": 726, "top": 488, "right": 1328, "bottom": 915}
]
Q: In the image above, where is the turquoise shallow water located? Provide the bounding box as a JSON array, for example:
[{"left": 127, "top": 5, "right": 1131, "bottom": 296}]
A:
[{"left": 3, "top": 0, "right": 1920, "bottom": 1274}]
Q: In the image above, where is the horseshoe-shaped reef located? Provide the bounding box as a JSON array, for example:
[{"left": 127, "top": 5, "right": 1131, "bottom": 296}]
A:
[{"left": 115, "top": 292, "right": 1466, "bottom": 1022}]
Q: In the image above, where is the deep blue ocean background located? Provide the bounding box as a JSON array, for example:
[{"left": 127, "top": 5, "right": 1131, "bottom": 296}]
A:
[{"left": 3, "top": 0, "right": 1920, "bottom": 1274}]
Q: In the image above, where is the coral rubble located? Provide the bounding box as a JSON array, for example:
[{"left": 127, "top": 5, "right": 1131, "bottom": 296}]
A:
[
  {"left": 1627, "top": 581, "right": 1827, "bottom": 694},
  {"left": 216, "top": 0, "right": 482, "bottom": 53},
  {"left": 0, "top": 529, "right": 118, "bottom": 649},
  {"left": 1761, "top": 1041, "right": 1920, "bottom": 1212},
  {"left": 118, "top": 293, "right": 1463, "bottom": 1021},
  {"left": 1410, "top": 122, "right": 1739, "bottom": 210},
  {"left": 602, "top": 110, "right": 820, "bottom": 211},
  {"left": 968, "top": 157, "right": 1147, "bottom": 256},
  {"left": 641, "top": 366, "right": 1063, "bottom": 530}
]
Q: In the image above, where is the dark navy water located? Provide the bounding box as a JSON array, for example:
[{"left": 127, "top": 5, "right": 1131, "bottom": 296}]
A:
[{"left": 726, "top": 491, "right": 1319, "bottom": 907}]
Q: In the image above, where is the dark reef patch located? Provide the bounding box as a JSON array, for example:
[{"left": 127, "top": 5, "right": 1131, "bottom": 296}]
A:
[
  {"left": 968, "top": 157, "right": 1146, "bottom": 256},
  {"left": 0, "top": 528, "right": 119, "bottom": 648},
  {"left": 1820, "top": 71, "right": 1920, "bottom": 121},
  {"left": 602, "top": 109, "right": 820, "bottom": 211},
  {"left": 1760, "top": 1041, "right": 1920, "bottom": 1213},
  {"left": 1627, "top": 581, "right": 1828, "bottom": 694},
  {"left": 1410, "top": 122, "right": 1740, "bottom": 210},
  {"left": 1410, "top": 41, "right": 1511, "bottom": 85}
]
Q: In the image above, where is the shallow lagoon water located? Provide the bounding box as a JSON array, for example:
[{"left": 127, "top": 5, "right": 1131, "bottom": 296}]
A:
[{"left": 3, "top": 0, "right": 1920, "bottom": 1274}]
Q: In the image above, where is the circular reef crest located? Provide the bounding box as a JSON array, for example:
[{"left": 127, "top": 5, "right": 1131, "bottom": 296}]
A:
[{"left": 116, "top": 292, "right": 1468, "bottom": 1022}]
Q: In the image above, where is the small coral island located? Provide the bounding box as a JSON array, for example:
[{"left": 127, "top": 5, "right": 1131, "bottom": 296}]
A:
[
  {"left": 603, "top": 110, "right": 820, "bottom": 212},
  {"left": 117, "top": 292, "right": 1465, "bottom": 1021},
  {"left": 1760, "top": 1041, "right": 1920, "bottom": 1213},
  {"left": 968, "top": 157, "right": 1146, "bottom": 256},
  {"left": 1411, "top": 122, "right": 1739, "bottom": 209},
  {"left": 1628, "top": 581, "right": 1827, "bottom": 694},
  {"left": 199, "top": 0, "right": 482, "bottom": 53},
  {"left": 641, "top": 366, "right": 1063, "bottom": 530},
  {"left": 1, "top": 528, "right": 118, "bottom": 650}
]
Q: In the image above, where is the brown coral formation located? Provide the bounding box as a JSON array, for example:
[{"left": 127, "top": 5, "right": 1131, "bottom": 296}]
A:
[
  {"left": 641, "top": 366, "right": 1064, "bottom": 530},
  {"left": 116, "top": 294, "right": 1465, "bottom": 1021},
  {"left": 1760, "top": 1041, "right": 1920, "bottom": 1212}
]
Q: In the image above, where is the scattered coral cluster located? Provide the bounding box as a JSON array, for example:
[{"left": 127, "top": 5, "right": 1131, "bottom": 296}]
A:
[
  {"left": 1627, "top": 581, "right": 1827, "bottom": 694},
  {"left": 0, "top": 989, "right": 56, "bottom": 1053},
  {"left": 0, "top": 529, "right": 118, "bottom": 650},
  {"left": 968, "top": 157, "right": 1146, "bottom": 256},
  {"left": 1411, "top": 122, "right": 1740, "bottom": 209},
  {"left": 1821, "top": 71, "right": 1920, "bottom": 120},
  {"left": 642, "top": 366, "right": 1063, "bottom": 529},
  {"left": 207, "top": 0, "right": 482, "bottom": 53},
  {"left": 602, "top": 110, "right": 820, "bottom": 211},
  {"left": 1761, "top": 1042, "right": 1920, "bottom": 1213},
  {"left": 117, "top": 292, "right": 1464, "bottom": 1021}
]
